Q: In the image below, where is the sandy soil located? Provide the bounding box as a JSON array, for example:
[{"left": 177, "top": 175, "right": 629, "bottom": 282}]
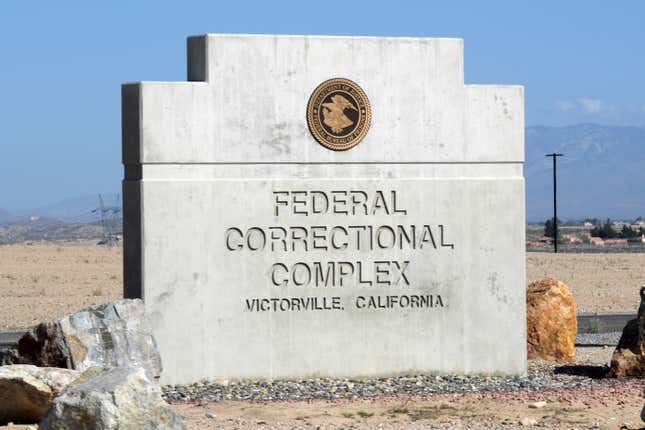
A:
[
  {"left": 1, "top": 348, "right": 643, "bottom": 429},
  {"left": 0, "top": 244, "right": 644, "bottom": 329},
  {"left": 0, "top": 242, "right": 122, "bottom": 329},
  {"left": 165, "top": 348, "right": 645, "bottom": 430},
  {"left": 527, "top": 252, "right": 645, "bottom": 313},
  {"left": 172, "top": 385, "right": 644, "bottom": 430},
  {"left": 5, "top": 385, "right": 644, "bottom": 430}
]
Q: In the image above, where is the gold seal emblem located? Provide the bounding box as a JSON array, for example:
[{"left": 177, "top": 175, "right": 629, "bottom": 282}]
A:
[{"left": 307, "top": 78, "right": 371, "bottom": 151}]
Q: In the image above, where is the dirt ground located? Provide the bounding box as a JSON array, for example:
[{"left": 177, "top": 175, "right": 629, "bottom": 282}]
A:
[
  {"left": 168, "top": 348, "right": 644, "bottom": 430},
  {"left": 5, "top": 386, "right": 644, "bottom": 430},
  {"left": 0, "top": 242, "right": 122, "bottom": 329},
  {"left": 1, "top": 348, "right": 643, "bottom": 430},
  {"left": 167, "top": 347, "right": 643, "bottom": 430},
  {"left": 0, "top": 244, "right": 644, "bottom": 428},
  {"left": 526, "top": 252, "right": 645, "bottom": 313},
  {"left": 172, "top": 385, "right": 644, "bottom": 430},
  {"left": 0, "top": 244, "right": 643, "bottom": 329}
]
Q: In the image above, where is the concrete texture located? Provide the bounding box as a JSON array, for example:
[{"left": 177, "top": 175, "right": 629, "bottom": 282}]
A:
[{"left": 122, "top": 34, "right": 525, "bottom": 385}]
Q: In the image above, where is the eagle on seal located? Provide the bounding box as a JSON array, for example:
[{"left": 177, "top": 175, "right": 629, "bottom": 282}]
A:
[{"left": 321, "top": 95, "right": 357, "bottom": 134}]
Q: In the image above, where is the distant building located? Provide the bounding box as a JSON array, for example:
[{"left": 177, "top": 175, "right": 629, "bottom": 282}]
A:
[
  {"left": 589, "top": 237, "right": 604, "bottom": 246},
  {"left": 583, "top": 222, "right": 593, "bottom": 228},
  {"left": 525, "top": 241, "right": 545, "bottom": 248},
  {"left": 604, "top": 239, "right": 628, "bottom": 246}
]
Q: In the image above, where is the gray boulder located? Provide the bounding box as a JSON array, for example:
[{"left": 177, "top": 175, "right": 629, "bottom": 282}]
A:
[
  {"left": 0, "top": 365, "right": 80, "bottom": 424},
  {"left": 6, "top": 299, "right": 162, "bottom": 380},
  {"left": 40, "top": 366, "right": 185, "bottom": 430}
]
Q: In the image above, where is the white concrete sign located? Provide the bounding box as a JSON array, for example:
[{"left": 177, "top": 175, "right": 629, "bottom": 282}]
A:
[{"left": 122, "top": 34, "right": 525, "bottom": 385}]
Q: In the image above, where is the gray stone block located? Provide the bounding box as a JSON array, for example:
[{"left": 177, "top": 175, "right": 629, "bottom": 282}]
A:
[{"left": 123, "top": 34, "right": 526, "bottom": 384}]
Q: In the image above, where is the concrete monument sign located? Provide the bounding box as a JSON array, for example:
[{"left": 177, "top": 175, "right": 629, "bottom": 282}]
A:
[{"left": 122, "top": 34, "right": 525, "bottom": 385}]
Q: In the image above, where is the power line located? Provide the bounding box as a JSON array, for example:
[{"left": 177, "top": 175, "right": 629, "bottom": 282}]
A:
[{"left": 91, "top": 194, "right": 121, "bottom": 245}]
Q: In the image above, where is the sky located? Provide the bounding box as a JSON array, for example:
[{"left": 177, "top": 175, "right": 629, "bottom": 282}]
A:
[{"left": 1, "top": 1, "right": 644, "bottom": 209}]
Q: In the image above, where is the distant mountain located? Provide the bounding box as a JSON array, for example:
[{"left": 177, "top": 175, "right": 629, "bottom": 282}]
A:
[
  {"left": 13, "top": 193, "right": 121, "bottom": 223},
  {"left": 0, "top": 207, "right": 66, "bottom": 226},
  {"left": 3, "top": 125, "right": 644, "bottom": 225},
  {"left": 0, "top": 208, "right": 17, "bottom": 225},
  {"left": 525, "top": 124, "right": 645, "bottom": 222}
]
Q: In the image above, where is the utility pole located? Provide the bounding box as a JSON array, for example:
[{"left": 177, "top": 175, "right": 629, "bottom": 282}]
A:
[{"left": 545, "top": 153, "right": 563, "bottom": 253}]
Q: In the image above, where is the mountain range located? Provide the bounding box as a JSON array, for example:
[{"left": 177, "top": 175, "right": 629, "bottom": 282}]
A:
[
  {"left": 0, "top": 124, "right": 643, "bottom": 224},
  {"left": 525, "top": 124, "right": 645, "bottom": 222},
  {"left": 0, "top": 193, "right": 121, "bottom": 225}
]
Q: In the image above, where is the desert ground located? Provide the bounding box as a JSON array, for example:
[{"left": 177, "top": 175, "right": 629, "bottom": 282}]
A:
[
  {"left": 3, "top": 348, "right": 643, "bottom": 429},
  {"left": 0, "top": 244, "right": 643, "bottom": 329},
  {"left": 0, "top": 243, "right": 644, "bottom": 429},
  {"left": 526, "top": 252, "right": 645, "bottom": 313},
  {"left": 173, "top": 376, "right": 644, "bottom": 430},
  {"left": 0, "top": 242, "right": 122, "bottom": 329}
]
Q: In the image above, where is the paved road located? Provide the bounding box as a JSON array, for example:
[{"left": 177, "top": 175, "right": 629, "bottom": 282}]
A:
[
  {"left": 0, "top": 329, "right": 26, "bottom": 350},
  {"left": 0, "top": 313, "right": 636, "bottom": 351},
  {"left": 577, "top": 313, "right": 635, "bottom": 334}
]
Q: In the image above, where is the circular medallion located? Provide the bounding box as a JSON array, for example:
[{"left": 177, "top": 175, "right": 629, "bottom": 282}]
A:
[{"left": 307, "top": 78, "right": 371, "bottom": 151}]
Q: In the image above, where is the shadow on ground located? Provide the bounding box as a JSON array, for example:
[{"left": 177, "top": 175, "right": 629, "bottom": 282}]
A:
[{"left": 554, "top": 364, "right": 609, "bottom": 379}]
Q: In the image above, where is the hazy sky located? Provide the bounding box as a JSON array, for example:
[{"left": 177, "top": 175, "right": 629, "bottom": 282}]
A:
[{"left": 1, "top": 1, "right": 644, "bottom": 209}]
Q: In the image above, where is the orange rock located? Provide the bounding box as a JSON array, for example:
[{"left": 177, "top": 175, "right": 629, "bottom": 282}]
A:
[
  {"left": 526, "top": 277, "right": 577, "bottom": 362},
  {"left": 609, "top": 287, "right": 645, "bottom": 377}
]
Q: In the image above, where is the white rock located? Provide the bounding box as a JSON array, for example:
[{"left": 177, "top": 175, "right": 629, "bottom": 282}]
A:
[
  {"left": 520, "top": 416, "right": 538, "bottom": 426},
  {"left": 8, "top": 299, "right": 162, "bottom": 380},
  {"left": 0, "top": 365, "right": 80, "bottom": 424},
  {"left": 58, "top": 299, "right": 162, "bottom": 379},
  {"left": 528, "top": 401, "right": 547, "bottom": 409},
  {"left": 39, "top": 366, "right": 185, "bottom": 430}
]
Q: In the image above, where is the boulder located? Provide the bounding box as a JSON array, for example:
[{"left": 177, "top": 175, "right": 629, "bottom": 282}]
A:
[
  {"left": 6, "top": 299, "right": 162, "bottom": 380},
  {"left": 8, "top": 323, "right": 72, "bottom": 368},
  {"left": 609, "top": 287, "right": 645, "bottom": 377},
  {"left": 526, "top": 277, "right": 577, "bottom": 362},
  {"left": 39, "top": 366, "right": 185, "bottom": 430},
  {"left": 0, "top": 365, "right": 80, "bottom": 424}
]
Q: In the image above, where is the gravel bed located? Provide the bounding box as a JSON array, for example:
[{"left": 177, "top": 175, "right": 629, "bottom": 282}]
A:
[
  {"left": 575, "top": 331, "right": 622, "bottom": 345},
  {"left": 162, "top": 360, "right": 615, "bottom": 403}
]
